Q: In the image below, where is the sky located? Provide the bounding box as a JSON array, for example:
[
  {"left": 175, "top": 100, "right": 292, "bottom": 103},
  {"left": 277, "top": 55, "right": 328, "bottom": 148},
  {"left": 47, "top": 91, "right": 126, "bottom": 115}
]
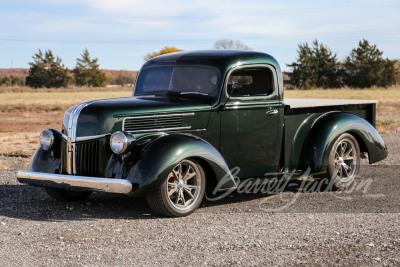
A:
[{"left": 0, "top": 0, "right": 399, "bottom": 71}]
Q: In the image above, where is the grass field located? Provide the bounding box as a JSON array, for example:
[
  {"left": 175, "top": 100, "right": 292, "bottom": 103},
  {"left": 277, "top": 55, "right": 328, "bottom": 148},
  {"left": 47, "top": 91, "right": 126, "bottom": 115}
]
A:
[{"left": 0, "top": 87, "right": 399, "bottom": 157}]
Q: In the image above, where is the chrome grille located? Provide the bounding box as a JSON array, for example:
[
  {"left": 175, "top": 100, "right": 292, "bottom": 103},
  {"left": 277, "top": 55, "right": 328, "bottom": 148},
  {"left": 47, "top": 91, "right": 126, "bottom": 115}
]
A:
[
  {"left": 75, "top": 140, "right": 100, "bottom": 176},
  {"left": 123, "top": 114, "right": 193, "bottom": 133}
]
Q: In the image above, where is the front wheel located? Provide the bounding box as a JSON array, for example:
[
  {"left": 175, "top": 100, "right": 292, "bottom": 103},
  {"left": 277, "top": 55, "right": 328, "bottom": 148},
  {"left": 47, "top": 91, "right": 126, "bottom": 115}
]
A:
[
  {"left": 146, "top": 159, "right": 206, "bottom": 217},
  {"left": 327, "top": 133, "right": 361, "bottom": 190}
]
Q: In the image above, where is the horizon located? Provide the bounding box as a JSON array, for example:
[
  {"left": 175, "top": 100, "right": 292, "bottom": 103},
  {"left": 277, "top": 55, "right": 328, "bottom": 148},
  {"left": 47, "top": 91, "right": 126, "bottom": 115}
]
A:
[{"left": 1, "top": 0, "right": 399, "bottom": 72}]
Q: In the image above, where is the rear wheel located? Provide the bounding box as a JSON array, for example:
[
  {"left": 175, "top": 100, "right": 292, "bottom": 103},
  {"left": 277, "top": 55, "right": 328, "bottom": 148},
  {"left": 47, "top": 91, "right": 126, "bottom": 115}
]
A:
[
  {"left": 45, "top": 187, "right": 92, "bottom": 202},
  {"left": 327, "top": 133, "right": 361, "bottom": 190},
  {"left": 146, "top": 159, "right": 205, "bottom": 217}
]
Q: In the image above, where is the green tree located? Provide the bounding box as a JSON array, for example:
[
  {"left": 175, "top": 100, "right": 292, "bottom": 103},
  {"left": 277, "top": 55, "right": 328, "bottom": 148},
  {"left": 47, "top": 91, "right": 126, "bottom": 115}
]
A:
[
  {"left": 73, "top": 48, "right": 107, "bottom": 87},
  {"left": 343, "top": 39, "right": 396, "bottom": 88},
  {"left": 287, "top": 40, "right": 340, "bottom": 89},
  {"left": 145, "top": 47, "right": 184, "bottom": 61},
  {"left": 26, "top": 49, "right": 70, "bottom": 88},
  {"left": 1, "top": 75, "right": 24, "bottom": 86}
]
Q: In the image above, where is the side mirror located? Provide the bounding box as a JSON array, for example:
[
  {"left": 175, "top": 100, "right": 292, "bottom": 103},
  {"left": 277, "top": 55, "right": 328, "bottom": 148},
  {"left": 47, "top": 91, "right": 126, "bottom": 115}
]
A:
[
  {"left": 231, "top": 82, "right": 242, "bottom": 94},
  {"left": 220, "top": 83, "right": 242, "bottom": 110}
]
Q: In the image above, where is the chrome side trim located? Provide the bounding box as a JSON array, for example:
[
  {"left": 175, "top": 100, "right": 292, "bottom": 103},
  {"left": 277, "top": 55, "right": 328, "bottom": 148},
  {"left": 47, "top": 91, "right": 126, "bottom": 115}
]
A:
[
  {"left": 125, "top": 126, "right": 192, "bottom": 134},
  {"left": 17, "top": 171, "right": 132, "bottom": 194},
  {"left": 122, "top": 112, "right": 195, "bottom": 120},
  {"left": 76, "top": 133, "right": 110, "bottom": 142}
]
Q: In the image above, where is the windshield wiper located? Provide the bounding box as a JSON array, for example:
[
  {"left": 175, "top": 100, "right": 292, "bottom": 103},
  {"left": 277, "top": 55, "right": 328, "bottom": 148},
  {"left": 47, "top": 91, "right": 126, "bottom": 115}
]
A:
[{"left": 179, "top": 91, "right": 209, "bottom": 96}]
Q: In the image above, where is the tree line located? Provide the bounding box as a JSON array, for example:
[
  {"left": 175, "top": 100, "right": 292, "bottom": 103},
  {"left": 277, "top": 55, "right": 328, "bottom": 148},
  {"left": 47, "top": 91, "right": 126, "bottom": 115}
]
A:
[
  {"left": 1, "top": 39, "right": 398, "bottom": 89},
  {"left": 287, "top": 39, "right": 398, "bottom": 89},
  {"left": 21, "top": 49, "right": 136, "bottom": 88}
]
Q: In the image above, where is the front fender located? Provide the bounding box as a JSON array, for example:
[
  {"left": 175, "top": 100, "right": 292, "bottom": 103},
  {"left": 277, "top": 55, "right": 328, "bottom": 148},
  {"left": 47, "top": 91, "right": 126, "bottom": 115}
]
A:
[
  {"left": 28, "top": 147, "right": 61, "bottom": 174},
  {"left": 302, "top": 113, "right": 388, "bottom": 172},
  {"left": 126, "top": 134, "right": 235, "bottom": 196}
]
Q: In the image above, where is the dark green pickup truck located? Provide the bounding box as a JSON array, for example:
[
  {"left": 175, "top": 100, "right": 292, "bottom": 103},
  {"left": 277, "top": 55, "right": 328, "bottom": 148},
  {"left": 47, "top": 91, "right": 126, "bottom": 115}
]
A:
[{"left": 17, "top": 50, "right": 388, "bottom": 217}]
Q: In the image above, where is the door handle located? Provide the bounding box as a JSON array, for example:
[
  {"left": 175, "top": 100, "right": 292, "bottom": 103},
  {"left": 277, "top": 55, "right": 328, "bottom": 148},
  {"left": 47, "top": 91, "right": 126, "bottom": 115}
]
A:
[{"left": 266, "top": 109, "right": 278, "bottom": 115}]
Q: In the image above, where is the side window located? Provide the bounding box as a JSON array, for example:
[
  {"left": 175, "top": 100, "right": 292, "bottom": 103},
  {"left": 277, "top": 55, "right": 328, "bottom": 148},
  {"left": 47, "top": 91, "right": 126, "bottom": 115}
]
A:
[{"left": 227, "top": 68, "right": 274, "bottom": 97}]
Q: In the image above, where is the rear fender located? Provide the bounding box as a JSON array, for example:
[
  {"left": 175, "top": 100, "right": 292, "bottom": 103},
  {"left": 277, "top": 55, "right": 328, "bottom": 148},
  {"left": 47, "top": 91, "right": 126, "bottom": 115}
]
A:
[{"left": 301, "top": 113, "right": 388, "bottom": 172}]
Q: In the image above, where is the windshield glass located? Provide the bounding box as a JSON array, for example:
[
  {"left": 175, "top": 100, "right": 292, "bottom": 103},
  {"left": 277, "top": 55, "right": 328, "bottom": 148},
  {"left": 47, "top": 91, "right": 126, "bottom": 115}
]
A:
[{"left": 134, "top": 65, "right": 220, "bottom": 99}]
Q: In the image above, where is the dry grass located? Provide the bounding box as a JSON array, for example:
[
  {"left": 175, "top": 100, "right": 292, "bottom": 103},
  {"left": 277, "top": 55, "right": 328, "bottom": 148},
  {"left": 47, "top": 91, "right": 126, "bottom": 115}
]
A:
[
  {"left": 0, "top": 89, "right": 133, "bottom": 112},
  {"left": 0, "top": 132, "right": 39, "bottom": 158}
]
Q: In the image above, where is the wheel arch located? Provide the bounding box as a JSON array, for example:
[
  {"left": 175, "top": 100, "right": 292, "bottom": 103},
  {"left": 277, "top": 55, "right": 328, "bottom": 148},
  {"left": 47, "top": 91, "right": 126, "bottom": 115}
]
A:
[
  {"left": 299, "top": 112, "right": 388, "bottom": 173},
  {"left": 126, "top": 134, "right": 236, "bottom": 196}
]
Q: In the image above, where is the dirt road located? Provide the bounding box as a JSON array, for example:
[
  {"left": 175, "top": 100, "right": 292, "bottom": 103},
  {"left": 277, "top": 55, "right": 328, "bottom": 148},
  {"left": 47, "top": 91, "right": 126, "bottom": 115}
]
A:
[{"left": 0, "top": 134, "right": 399, "bottom": 266}]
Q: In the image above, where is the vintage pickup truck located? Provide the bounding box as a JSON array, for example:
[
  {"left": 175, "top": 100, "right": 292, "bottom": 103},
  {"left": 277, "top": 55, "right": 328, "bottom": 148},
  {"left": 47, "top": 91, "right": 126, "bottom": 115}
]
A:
[{"left": 17, "top": 50, "right": 388, "bottom": 217}]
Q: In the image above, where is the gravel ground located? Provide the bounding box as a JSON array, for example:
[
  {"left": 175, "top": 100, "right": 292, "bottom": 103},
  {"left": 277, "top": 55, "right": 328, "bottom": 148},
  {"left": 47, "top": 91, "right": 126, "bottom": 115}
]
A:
[{"left": 0, "top": 134, "right": 399, "bottom": 266}]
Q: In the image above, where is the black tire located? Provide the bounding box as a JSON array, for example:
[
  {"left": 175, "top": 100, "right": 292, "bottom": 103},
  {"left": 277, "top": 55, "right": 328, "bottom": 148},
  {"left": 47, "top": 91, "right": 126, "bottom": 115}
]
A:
[
  {"left": 327, "top": 133, "right": 361, "bottom": 190},
  {"left": 146, "top": 159, "right": 206, "bottom": 217},
  {"left": 45, "top": 187, "right": 92, "bottom": 202}
]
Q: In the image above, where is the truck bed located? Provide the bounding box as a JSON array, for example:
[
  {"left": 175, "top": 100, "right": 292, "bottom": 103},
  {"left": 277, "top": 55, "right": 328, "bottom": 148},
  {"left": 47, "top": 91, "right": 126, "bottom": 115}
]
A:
[
  {"left": 283, "top": 98, "right": 377, "bottom": 127},
  {"left": 283, "top": 98, "right": 378, "bottom": 169},
  {"left": 284, "top": 98, "right": 378, "bottom": 109}
]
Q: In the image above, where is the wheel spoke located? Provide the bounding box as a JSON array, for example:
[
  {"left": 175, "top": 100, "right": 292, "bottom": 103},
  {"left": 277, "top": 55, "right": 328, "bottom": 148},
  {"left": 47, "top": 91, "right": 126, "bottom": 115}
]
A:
[
  {"left": 168, "top": 185, "right": 177, "bottom": 197},
  {"left": 183, "top": 187, "right": 195, "bottom": 199},
  {"left": 343, "top": 148, "right": 353, "bottom": 159},
  {"left": 180, "top": 190, "right": 186, "bottom": 206},
  {"left": 183, "top": 167, "right": 196, "bottom": 182},
  {"left": 342, "top": 163, "right": 352, "bottom": 177},
  {"left": 341, "top": 142, "right": 347, "bottom": 156}
]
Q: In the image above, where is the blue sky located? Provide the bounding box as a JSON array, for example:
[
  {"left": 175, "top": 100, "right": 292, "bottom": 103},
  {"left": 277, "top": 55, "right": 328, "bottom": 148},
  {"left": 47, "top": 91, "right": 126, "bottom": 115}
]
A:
[{"left": 0, "top": 0, "right": 399, "bottom": 71}]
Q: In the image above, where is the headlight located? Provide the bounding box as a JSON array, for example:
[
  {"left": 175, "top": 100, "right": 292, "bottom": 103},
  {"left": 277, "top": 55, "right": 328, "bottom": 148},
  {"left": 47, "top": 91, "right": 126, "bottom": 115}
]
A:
[
  {"left": 110, "top": 131, "right": 133, "bottom": 154},
  {"left": 39, "top": 129, "right": 55, "bottom": 150}
]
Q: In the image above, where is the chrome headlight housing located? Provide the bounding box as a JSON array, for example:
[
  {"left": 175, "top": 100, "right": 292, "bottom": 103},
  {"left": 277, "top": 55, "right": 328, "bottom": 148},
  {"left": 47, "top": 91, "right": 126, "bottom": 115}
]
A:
[
  {"left": 110, "top": 131, "right": 135, "bottom": 155},
  {"left": 39, "top": 129, "right": 55, "bottom": 150}
]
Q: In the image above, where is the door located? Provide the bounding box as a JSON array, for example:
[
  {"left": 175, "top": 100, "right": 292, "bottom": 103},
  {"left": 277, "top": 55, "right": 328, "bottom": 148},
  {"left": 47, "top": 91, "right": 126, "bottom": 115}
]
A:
[{"left": 220, "top": 66, "right": 283, "bottom": 178}]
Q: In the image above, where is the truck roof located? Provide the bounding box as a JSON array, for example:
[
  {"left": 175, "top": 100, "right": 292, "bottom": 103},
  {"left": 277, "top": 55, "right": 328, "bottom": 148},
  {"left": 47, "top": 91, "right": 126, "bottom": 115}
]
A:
[{"left": 144, "top": 50, "right": 281, "bottom": 73}]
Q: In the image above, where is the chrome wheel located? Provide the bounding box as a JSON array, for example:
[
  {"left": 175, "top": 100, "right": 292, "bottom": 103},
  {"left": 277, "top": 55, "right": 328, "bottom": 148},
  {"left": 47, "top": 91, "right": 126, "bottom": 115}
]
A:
[
  {"left": 326, "top": 133, "right": 361, "bottom": 190},
  {"left": 166, "top": 160, "right": 202, "bottom": 211},
  {"left": 333, "top": 138, "right": 357, "bottom": 182}
]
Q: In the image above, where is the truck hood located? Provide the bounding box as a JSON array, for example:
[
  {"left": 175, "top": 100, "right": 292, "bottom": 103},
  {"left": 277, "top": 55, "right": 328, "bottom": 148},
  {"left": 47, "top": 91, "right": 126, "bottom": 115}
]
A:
[{"left": 64, "top": 96, "right": 212, "bottom": 137}]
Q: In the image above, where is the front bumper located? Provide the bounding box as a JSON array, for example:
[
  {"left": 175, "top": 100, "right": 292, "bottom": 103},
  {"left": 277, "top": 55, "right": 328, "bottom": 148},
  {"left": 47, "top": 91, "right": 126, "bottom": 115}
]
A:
[{"left": 16, "top": 171, "right": 132, "bottom": 194}]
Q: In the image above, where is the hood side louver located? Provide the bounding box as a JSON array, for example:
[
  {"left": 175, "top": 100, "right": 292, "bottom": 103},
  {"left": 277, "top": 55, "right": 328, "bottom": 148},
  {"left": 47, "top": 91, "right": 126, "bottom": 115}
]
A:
[{"left": 122, "top": 113, "right": 194, "bottom": 133}]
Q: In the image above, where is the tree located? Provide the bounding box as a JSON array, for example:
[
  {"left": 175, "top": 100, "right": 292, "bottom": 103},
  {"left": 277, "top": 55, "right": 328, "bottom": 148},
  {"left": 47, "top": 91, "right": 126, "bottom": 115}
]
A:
[
  {"left": 287, "top": 40, "right": 340, "bottom": 89},
  {"left": 114, "top": 71, "right": 137, "bottom": 86},
  {"left": 395, "top": 60, "right": 400, "bottom": 86},
  {"left": 343, "top": 39, "right": 396, "bottom": 88},
  {"left": 145, "top": 47, "right": 184, "bottom": 61},
  {"left": 73, "top": 48, "right": 107, "bottom": 87},
  {"left": 0, "top": 75, "right": 24, "bottom": 87},
  {"left": 213, "top": 39, "right": 252, "bottom": 50},
  {"left": 26, "top": 49, "right": 70, "bottom": 88}
]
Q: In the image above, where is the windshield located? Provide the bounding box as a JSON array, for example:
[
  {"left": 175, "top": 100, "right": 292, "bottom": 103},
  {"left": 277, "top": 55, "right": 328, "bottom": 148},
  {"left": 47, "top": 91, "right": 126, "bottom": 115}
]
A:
[{"left": 134, "top": 65, "right": 220, "bottom": 99}]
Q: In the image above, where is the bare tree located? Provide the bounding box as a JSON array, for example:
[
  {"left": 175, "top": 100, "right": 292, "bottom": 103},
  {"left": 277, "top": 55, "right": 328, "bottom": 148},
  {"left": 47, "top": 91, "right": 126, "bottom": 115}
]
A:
[{"left": 213, "top": 39, "right": 252, "bottom": 50}]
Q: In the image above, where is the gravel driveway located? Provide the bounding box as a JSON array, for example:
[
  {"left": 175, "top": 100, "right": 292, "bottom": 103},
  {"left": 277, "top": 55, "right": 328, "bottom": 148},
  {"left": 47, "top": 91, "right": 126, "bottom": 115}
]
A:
[{"left": 0, "top": 134, "right": 399, "bottom": 266}]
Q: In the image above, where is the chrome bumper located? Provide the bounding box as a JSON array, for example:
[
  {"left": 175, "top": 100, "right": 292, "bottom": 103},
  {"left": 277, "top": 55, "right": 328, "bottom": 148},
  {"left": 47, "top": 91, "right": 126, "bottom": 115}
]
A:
[{"left": 16, "top": 171, "right": 132, "bottom": 194}]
